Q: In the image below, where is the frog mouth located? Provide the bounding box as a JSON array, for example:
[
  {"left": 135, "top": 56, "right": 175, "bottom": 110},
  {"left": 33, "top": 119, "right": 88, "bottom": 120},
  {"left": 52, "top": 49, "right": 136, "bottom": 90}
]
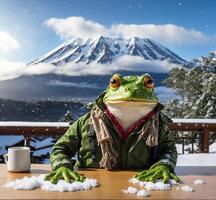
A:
[{"left": 105, "top": 99, "right": 158, "bottom": 105}]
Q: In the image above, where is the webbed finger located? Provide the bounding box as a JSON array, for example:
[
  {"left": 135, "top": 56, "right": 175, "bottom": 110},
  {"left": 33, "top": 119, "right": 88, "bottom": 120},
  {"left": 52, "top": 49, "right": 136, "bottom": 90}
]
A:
[
  {"left": 68, "top": 170, "right": 80, "bottom": 181},
  {"left": 44, "top": 171, "right": 55, "bottom": 181},
  {"left": 149, "top": 171, "right": 162, "bottom": 182},
  {"left": 134, "top": 170, "right": 149, "bottom": 178},
  {"left": 51, "top": 172, "right": 62, "bottom": 184},
  {"left": 137, "top": 170, "right": 155, "bottom": 180},
  {"left": 170, "top": 173, "right": 180, "bottom": 182},
  {"left": 162, "top": 170, "right": 170, "bottom": 183},
  {"left": 62, "top": 170, "right": 72, "bottom": 183}
]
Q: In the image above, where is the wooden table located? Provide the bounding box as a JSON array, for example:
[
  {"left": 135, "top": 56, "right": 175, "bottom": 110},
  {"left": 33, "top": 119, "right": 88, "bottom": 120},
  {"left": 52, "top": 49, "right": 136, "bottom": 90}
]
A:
[{"left": 0, "top": 164, "right": 216, "bottom": 199}]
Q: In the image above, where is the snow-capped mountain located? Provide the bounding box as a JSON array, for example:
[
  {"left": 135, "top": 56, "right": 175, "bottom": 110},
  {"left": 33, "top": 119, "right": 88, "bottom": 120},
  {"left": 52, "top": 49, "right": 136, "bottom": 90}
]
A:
[
  {"left": 0, "top": 36, "right": 188, "bottom": 102},
  {"left": 30, "top": 36, "right": 187, "bottom": 65}
]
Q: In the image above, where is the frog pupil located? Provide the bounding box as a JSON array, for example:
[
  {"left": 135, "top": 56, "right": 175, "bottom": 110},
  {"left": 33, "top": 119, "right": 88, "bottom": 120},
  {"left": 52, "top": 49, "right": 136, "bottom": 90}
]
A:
[
  {"left": 146, "top": 79, "right": 153, "bottom": 84},
  {"left": 110, "top": 78, "right": 117, "bottom": 84}
]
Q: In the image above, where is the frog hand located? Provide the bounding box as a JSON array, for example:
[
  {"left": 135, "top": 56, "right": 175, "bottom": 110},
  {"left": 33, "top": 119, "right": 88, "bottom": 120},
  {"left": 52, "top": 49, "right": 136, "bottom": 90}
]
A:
[
  {"left": 134, "top": 165, "right": 180, "bottom": 183},
  {"left": 44, "top": 166, "right": 85, "bottom": 184}
]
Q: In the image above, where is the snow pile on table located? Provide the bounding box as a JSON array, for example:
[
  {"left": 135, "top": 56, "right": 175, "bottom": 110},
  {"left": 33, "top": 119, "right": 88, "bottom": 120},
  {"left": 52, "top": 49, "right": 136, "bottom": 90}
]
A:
[
  {"left": 122, "top": 186, "right": 138, "bottom": 194},
  {"left": 122, "top": 178, "right": 179, "bottom": 197},
  {"left": 129, "top": 178, "right": 178, "bottom": 191},
  {"left": 181, "top": 185, "right": 194, "bottom": 192},
  {"left": 2, "top": 174, "right": 99, "bottom": 192},
  {"left": 194, "top": 179, "right": 205, "bottom": 185},
  {"left": 3, "top": 176, "right": 40, "bottom": 190},
  {"left": 122, "top": 186, "right": 150, "bottom": 197},
  {"left": 123, "top": 177, "right": 206, "bottom": 197},
  {"left": 136, "top": 189, "right": 150, "bottom": 197}
]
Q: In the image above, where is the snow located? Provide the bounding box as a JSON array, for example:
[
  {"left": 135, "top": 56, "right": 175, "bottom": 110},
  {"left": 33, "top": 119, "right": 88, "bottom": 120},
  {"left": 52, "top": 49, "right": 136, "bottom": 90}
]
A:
[
  {"left": 176, "top": 143, "right": 199, "bottom": 154},
  {"left": 2, "top": 174, "right": 99, "bottom": 192},
  {"left": 126, "top": 177, "right": 208, "bottom": 197},
  {"left": 31, "top": 36, "right": 187, "bottom": 66},
  {"left": 172, "top": 118, "right": 216, "bottom": 124},
  {"left": 129, "top": 178, "right": 178, "bottom": 191},
  {"left": 145, "top": 181, "right": 171, "bottom": 191},
  {"left": 122, "top": 187, "right": 150, "bottom": 197},
  {"left": 1, "top": 118, "right": 214, "bottom": 129},
  {"left": 129, "top": 178, "right": 140, "bottom": 184},
  {"left": 136, "top": 189, "right": 150, "bottom": 197},
  {"left": 181, "top": 185, "right": 194, "bottom": 192},
  {"left": 0, "top": 121, "right": 69, "bottom": 127},
  {"left": 122, "top": 186, "right": 138, "bottom": 194},
  {"left": 194, "top": 179, "right": 205, "bottom": 185},
  {"left": 177, "top": 153, "right": 216, "bottom": 166},
  {"left": 209, "top": 142, "right": 216, "bottom": 153}
]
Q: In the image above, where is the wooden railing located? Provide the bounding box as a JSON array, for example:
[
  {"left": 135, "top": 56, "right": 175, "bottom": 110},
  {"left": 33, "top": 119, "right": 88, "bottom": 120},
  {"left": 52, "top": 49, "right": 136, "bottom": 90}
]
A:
[
  {"left": 0, "top": 119, "right": 215, "bottom": 153},
  {"left": 169, "top": 119, "right": 216, "bottom": 153}
]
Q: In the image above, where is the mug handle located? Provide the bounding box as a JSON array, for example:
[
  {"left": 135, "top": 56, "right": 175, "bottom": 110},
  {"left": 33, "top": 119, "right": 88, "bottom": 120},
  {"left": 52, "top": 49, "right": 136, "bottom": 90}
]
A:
[{"left": 3, "top": 154, "right": 8, "bottom": 164}]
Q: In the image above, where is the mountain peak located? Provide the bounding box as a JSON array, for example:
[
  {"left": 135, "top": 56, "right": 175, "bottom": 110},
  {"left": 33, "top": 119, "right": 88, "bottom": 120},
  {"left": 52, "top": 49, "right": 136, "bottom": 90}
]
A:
[{"left": 30, "top": 36, "right": 187, "bottom": 65}]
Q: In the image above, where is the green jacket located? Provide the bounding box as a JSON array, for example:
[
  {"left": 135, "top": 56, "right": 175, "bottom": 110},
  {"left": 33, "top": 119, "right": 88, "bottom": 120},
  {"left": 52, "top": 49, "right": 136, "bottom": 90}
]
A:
[{"left": 50, "top": 95, "right": 177, "bottom": 172}]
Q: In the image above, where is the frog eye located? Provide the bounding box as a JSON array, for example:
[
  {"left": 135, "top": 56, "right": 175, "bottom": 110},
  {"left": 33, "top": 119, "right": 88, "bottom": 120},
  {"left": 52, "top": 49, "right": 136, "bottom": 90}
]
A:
[
  {"left": 144, "top": 76, "right": 154, "bottom": 89},
  {"left": 110, "top": 75, "right": 121, "bottom": 89}
]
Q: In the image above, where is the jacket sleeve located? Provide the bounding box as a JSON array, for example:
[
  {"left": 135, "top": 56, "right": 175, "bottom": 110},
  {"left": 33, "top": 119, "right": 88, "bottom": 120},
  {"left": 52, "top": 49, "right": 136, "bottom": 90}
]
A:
[
  {"left": 151, "top": 113, "right": 177, "bottom": 172},
  {"left": 50, "top": 113, "right": 90, "bottom": 171}
]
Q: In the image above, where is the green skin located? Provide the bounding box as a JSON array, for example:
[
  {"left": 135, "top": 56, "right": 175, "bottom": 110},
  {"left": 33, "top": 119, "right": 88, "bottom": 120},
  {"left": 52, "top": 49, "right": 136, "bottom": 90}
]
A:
[
  {"left": 45, "top": 73, "right": 180, "bottom": 184},
  {"left": 103, "top": 73, "right": 158, "bottom": 103}
]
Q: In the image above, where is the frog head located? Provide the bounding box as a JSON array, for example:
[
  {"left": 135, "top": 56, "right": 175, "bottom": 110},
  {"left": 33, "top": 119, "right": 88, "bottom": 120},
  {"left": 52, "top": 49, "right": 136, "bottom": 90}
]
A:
[
  {"left": 103, "top": 73, "right": 158, "bottom": 104},
  {"left": 103, "top": 74, "right": 158, "bottom": 131}
]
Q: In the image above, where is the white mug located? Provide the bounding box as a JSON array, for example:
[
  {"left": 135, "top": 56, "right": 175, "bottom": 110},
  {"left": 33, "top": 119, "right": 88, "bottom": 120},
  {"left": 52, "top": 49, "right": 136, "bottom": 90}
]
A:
[{"left": 3, "top": 146, "right": 31, "bottom": 172}]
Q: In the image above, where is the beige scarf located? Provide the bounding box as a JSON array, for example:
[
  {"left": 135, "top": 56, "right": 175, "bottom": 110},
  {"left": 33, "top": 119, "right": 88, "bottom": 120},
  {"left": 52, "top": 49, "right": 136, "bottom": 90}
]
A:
[{"left": 90, "top": 107, "right": 159, "bottom": 169}]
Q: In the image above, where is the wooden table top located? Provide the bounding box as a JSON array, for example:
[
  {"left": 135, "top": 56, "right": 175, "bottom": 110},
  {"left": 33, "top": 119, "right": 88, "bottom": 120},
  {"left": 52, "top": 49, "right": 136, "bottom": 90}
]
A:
[{"left": 0, "top": 164, "right": 216, "bottom": 199}]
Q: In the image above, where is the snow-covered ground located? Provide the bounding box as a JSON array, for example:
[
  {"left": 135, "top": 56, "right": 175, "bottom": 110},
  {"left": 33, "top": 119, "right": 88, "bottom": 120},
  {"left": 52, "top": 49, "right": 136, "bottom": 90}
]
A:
[
  {"left": 176, "top": 143, "right": 216, "bottom": 166},
  {"left": 0, "top": 121, "right": 69, "bottom": 127},
  {"left": 177, "top": 153, "right": 216, "bottom": 166},
  {"left": 177, "top": 141, "right": 216, "bottom": 165}
]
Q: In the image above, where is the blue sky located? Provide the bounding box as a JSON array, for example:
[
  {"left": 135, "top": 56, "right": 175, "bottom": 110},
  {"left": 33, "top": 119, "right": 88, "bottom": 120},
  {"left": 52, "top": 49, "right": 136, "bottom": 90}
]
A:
[{"left": 0, "top": 0, "right": 216, "bottom": 63}]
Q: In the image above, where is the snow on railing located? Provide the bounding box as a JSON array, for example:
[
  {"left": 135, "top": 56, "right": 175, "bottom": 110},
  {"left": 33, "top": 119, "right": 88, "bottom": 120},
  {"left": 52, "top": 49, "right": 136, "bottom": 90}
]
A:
[
  {"left": 172, "top": 119, "right": 216, "bottom": 124},
  {"left": 0, "top": 121, "right": 69, "bottom": 127}
]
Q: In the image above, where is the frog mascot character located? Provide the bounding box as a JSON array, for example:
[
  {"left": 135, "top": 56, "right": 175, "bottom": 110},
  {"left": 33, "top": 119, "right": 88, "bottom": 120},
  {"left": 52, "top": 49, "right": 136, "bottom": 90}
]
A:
[{"left": 45, "top": 74, "right": 180, "bottom": 184}]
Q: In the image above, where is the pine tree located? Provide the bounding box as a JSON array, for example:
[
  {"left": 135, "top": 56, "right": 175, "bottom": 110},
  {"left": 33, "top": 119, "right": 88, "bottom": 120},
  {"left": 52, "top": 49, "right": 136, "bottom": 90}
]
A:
[{"left": 164, "top": 54, "right": 216, "bottom": 148}]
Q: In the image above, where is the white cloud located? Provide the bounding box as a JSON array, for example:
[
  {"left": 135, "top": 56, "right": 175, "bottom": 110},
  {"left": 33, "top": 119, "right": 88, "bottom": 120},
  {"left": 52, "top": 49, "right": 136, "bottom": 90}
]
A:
[
  {"left": 54, "top": 61, "right": 114, "bottom": 76},
  {"left": 113, "top": 55, "right": 182, "bottom": 73},
  {"left": 111, "top": 24, "right": 210, "bottom": 45},
  {"left": 0, "top": 56, "right": 182, "bottom": 81},
  {"left": 44, "top": 16, "right": 211, "bottom": 46},
  {"left": 0, "top": 31, "right": 20, "bottom": 53},
  {"left": 52, "top": 56, "right": 182, "bottom": 76},
  {"left": 47, "top": 80, "right": 102, "bottom": 89},
  {"left": 0, "top": 60, "right": 26, "bottom": 80},
  {"left": 45, "top": 16, "right": 109, "bottom": 39},
  {"left": 24, "top": 63, "right": 56, "bottom": 75}
]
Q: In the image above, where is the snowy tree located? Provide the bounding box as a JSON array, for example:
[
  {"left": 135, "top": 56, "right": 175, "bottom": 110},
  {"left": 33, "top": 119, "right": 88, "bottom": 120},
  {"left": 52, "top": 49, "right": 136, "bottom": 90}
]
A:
[
  {"left": 59, "top": 110, "right": 73, "bottom": 124},
  {"left": 164, "top": 57, "right": 216, "bottom": 147}
]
